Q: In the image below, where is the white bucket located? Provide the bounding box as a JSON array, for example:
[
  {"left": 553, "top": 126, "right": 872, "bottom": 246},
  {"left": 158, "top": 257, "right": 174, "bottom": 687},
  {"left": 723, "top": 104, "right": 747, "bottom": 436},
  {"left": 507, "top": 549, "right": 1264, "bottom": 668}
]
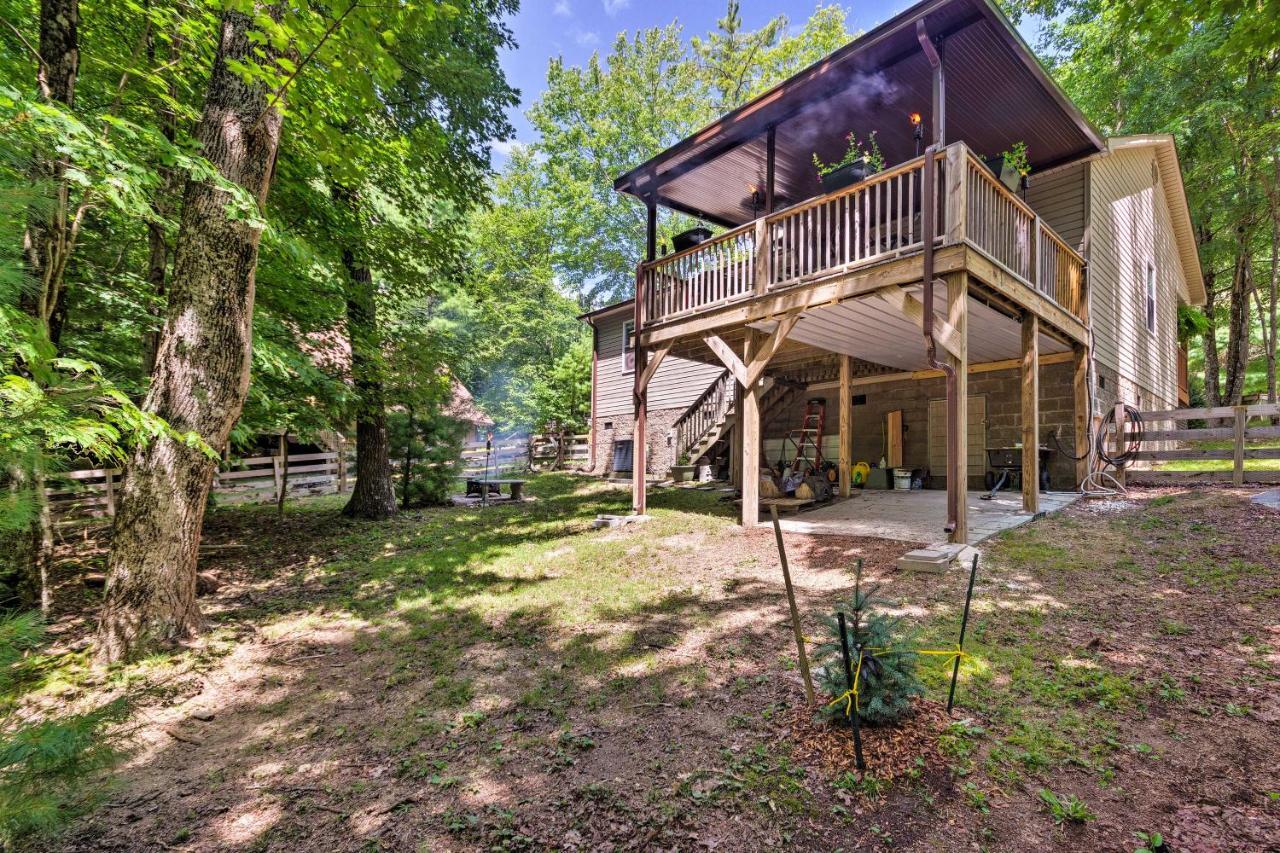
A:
[{"left": 893, "top": 469, "right": 912, "bottom": 490}]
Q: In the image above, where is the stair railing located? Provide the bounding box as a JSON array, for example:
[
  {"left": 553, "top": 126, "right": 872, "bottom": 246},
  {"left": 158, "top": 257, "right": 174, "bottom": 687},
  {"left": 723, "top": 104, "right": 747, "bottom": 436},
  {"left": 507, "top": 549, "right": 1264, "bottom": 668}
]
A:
[{"left": 673, "top": 370, "right": 733, "bottom": 462}]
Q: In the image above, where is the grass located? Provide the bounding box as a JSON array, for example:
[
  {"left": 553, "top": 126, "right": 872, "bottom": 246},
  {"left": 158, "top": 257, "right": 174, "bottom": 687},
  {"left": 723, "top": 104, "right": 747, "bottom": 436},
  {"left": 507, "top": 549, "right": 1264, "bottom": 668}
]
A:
[
  {"left": 1155, "top": 438, "right": 1280, "bottom": 472},
  {"left": 29, "top": 475, "right": 1280, "bottom": 849}
]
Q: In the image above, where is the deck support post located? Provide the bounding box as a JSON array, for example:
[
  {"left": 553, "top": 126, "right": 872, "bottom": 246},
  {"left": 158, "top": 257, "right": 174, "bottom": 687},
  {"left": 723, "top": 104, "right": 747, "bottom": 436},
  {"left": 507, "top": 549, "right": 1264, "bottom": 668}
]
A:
[
  {"left": 839, "top": 355, "right": 852, "bottom": 498},
  {"left": 741, "top": 330, "right": 762, "bottom": 528},
  {"left": 1072, "top": 344, "right": 1089, "bottom": 487},
  {"left": 1021, "top": 313, "right": 1040, "bottom": 513},
  {"left": 633, "top": 264, "right": 648, "bottom": 514},
  {"left": 946, "top": 272, "right": 968, "bottom": 544}
]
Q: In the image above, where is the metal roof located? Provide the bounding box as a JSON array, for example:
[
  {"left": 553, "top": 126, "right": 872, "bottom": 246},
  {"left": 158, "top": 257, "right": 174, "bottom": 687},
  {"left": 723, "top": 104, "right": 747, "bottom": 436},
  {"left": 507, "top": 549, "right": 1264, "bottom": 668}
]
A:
[{"left": 614, "top": 0, "right": 1105, "bottom": 227}]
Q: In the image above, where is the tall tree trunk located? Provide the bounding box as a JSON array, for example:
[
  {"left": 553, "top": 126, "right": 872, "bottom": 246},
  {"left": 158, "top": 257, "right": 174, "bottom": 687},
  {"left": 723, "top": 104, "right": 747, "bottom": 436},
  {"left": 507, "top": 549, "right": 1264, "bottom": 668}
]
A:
[
  {"left": 9, "top": 0, "right": 79, "bottom": 611},
  {"left": 1223, "top": 244, "right": 1253, "bottom": 405},
  {"left": 1201, "top": 269, "right": 1221, "bottom": 405},
  {"left": 23, "top": 0, "right": 79, "bottom": 342},
  {"left": 340, "top": 251, "right": 398, "bottom": 519},
  {"left": 96, "top": 9, "right": 286, "bottom": 663}
]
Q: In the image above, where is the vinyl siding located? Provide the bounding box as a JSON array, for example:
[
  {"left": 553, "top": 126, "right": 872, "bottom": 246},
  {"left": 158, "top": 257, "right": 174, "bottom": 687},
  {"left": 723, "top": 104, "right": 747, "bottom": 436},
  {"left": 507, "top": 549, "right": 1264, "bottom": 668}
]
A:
[
  {"left": 1087, "top": 147, "right": 1183, "bottom": 404},
  {"left": 1025, "top": 160, "right": 1088, "bottom": 252},
  {"left": 592, "top": 312, "right": 726, "bottom": 418}
]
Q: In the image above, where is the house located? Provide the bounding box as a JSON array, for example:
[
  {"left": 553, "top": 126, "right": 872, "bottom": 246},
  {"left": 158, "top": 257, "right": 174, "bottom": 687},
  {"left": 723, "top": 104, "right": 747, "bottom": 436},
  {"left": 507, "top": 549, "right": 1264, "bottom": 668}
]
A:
[
  {"left": 585, "top": 0, "right": 1204, "bottom": 544},
  {"left": 443, "top": 378, "right": 496, "bottom": 445}
]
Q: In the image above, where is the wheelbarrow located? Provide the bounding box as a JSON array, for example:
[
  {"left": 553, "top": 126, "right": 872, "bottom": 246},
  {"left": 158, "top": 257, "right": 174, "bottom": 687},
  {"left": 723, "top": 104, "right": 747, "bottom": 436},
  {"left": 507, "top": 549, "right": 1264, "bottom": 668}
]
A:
[{"left": 981, "top": 446, "right": 1051, "bottom": 500}]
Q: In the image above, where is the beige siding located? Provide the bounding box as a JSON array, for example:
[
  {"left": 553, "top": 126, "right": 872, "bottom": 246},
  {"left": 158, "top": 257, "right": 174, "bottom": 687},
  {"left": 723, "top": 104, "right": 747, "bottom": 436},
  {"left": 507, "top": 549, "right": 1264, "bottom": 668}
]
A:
[
  {"left": 1087, "top": 147, "right": 1182, "bottom": 404},
  {"left": 1026, "top": 160, "right": 1088, "bottom": 251},
  {"left": 593, "top": 312, "right": 726, "bottom": 418}
]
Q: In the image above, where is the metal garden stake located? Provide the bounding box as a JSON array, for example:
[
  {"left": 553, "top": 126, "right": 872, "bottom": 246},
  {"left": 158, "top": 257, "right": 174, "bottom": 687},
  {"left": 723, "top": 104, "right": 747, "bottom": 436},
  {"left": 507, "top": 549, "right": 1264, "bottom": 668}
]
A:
[
  {"left": 770, "top": 504, "right": 814, "bottom": 703},
  {"left": 836, "top": 611, "right": 866, "bottom": 771},
  {"left": 947, "top": 553, "right": 979, "bottom": 713}
]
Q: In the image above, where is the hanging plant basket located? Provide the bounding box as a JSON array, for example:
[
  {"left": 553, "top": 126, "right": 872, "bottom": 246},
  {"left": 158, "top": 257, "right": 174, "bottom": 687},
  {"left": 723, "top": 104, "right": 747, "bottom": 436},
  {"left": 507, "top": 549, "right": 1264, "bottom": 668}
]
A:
[{"left": 672, "top": 227, "right": 713, "bottom": 253}]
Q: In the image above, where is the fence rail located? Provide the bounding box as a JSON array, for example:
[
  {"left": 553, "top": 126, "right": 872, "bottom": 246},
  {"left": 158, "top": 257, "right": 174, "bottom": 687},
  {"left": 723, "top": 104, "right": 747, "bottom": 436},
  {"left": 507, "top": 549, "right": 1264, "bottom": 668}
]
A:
[
  {"left": 1123, "top": 403, "right": 1280, "bottom": 485},
  {"left": 52, "top": 433, "right": 595, "bottom": 522}
]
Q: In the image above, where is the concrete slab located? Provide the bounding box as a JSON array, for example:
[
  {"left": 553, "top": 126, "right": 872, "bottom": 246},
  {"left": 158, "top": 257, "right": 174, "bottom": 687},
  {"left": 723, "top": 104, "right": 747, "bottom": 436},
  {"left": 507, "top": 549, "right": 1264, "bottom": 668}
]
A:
[
  {"left": 1252, "top": 488, "right": 1280, "bottom": 511},
  {"left": 775, "top": 489, "right": 1079, "bottom": 545}
]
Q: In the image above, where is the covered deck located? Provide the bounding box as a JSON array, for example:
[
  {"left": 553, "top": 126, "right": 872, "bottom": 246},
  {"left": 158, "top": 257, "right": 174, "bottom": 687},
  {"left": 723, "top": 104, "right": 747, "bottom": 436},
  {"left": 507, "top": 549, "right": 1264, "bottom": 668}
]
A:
[{"left": 619, "top": 0, "right": 1102, "bottom": 544}]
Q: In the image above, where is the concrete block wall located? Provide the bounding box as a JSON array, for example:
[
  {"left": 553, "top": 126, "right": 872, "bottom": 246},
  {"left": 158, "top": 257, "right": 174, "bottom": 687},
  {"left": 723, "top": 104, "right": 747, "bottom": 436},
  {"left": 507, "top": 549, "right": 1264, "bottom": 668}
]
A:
[{"left": 761, "top": 362, "right": 1083, "bottom": 490}]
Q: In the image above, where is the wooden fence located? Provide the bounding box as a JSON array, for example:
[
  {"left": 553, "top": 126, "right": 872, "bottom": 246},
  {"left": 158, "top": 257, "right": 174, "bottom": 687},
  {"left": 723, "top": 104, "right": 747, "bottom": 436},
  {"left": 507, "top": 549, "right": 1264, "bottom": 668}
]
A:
[
  {"left": 48, "top": 450, "right": 352, "bottom": 523},
  {"left": 1123, "top": 402, "right": 1280, "bottom": 485},
  {"left": 52, "top": 433, "right": 593, "bottom": 522}
]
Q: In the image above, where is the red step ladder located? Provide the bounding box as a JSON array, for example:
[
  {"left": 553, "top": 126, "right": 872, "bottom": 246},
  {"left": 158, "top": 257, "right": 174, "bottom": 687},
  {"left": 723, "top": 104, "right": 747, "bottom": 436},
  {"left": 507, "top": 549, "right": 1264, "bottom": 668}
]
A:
[{"left": 784, "top": 398, "right": 826, "bottom": 474}]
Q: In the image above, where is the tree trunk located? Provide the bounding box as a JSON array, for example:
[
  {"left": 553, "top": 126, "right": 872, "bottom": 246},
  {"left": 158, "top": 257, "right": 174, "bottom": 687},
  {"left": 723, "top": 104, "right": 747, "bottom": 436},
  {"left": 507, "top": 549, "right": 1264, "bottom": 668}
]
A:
[
  {"left": 23, "top": 0, "right": 79, "bottom": 341},
  {"left": 401, "top": 406, "right": 414, "bottom": 510},
  {"left": 96, "top": 8, "right": 286, "bottom": 663},
  {"left": 1222, "top": 246, "right": 1253, "bottom": 406},
  {"left": 1201, "top": 266, "right": 1221, "bottom": 406},
  {"left": 340, "top": 252, "right": 398, "bottom": 519},
  {"left": 142, "top": 31, "right": 180, "bottom": 377}
]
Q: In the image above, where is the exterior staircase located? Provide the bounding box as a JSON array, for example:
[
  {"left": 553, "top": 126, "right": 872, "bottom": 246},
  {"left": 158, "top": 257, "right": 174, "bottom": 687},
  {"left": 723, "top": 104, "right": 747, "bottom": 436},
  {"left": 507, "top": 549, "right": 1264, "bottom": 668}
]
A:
[{"left": 672, "top": 372, "right": 805, "bottom": 473}]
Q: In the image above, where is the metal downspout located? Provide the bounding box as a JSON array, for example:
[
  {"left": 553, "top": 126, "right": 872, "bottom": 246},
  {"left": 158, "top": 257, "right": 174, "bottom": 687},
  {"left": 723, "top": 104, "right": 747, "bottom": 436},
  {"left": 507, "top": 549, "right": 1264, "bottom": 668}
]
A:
[{"left": 918, "top": 20, "right": 959, "bottom": 536}]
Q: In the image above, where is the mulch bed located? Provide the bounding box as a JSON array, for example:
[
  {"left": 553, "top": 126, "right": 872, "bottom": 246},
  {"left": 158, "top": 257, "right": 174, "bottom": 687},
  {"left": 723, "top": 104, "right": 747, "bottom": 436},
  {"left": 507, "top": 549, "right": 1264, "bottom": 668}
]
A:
[{"left": 784, "top": 697, "right": 950, "bottom": 781}]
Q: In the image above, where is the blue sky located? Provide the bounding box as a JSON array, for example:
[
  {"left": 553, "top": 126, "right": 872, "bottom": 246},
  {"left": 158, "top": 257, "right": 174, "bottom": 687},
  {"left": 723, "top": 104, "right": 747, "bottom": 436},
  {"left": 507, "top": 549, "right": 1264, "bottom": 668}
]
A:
[{"left": 493, "top": 0, "right": 1046, "bottom": 162}]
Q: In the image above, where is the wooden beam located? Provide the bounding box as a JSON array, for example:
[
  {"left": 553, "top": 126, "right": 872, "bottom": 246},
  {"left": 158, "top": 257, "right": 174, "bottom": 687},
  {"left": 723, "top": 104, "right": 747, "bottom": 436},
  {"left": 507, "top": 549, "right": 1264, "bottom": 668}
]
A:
[
  {"left": 839, "top": 355, "right": 851, "bottom": 498},
  {"left": 703, "top": 334, "right": 749, "bottom": 387},
  {"left": 961, "top": 245, "right": 1088, "bottom": 344},
  {"left": 1021, "top": 313, "right": 1040, "bottom": 513},
  {"left": 947, "top": 272, "right": 968, "bottom": 544},
  {"left": 633, "top": 265, "right": 648, "bottom": 514},
  {"left": 636, "top": 343, "right": 671, "bottom": 394},
  {"left": 876, "top": 286, "right": 962, "bottom": 359},
  {"left": 1232, "top": 405, "right": 1246, "bottom": 487},
  {"left": 807, "top": 351, "right": 1075, "bottom": 391},
  {"left": 741, "top": 331, "right": 762, "bottom": 528},
  {"left": 744, "top": 314, "right": 799, "bottom": 386},
  {"left": 1072, "top": 344, "right": 1089, "bottom": 486}
]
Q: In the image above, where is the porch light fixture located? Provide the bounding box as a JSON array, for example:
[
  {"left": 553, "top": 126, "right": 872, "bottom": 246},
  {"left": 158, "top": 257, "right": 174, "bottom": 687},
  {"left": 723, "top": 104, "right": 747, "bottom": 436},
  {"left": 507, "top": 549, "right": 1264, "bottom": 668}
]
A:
[{"left": 910, "top": 112, "right": 923, "bottom": 156}]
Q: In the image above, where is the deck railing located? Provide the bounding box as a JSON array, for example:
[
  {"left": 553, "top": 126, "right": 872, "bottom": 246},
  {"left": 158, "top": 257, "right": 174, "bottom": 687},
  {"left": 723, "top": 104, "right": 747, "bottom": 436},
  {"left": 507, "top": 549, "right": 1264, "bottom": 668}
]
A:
[{"left": 639, "top": 141, "right": 1085, "bottom": 328}]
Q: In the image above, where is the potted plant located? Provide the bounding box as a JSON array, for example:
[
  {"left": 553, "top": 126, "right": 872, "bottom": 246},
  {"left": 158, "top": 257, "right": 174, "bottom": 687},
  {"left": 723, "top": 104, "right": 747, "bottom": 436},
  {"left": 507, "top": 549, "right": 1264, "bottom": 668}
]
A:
[
  {"left": 983, "top": 141, "right": 1030, "bottom": 194},
  {"left": 670, "top": 452, "right": 696, "bottom": 482},
  {"left": 813, "top": 131, "right": 885, "bottom": 193}
]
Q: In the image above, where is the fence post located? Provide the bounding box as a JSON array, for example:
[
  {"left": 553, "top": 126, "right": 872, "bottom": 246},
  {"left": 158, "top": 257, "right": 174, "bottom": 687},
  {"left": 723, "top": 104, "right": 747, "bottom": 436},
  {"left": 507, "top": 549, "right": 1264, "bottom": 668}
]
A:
[
  {"left": 272, "top": 449, "right": 283, "bottom": 503},
  {"left": 1232, "top": 405, "right": 1246, "bottom": 487},
  {"left": 104, "top": 469, "right": 116, "bottom": 517}
]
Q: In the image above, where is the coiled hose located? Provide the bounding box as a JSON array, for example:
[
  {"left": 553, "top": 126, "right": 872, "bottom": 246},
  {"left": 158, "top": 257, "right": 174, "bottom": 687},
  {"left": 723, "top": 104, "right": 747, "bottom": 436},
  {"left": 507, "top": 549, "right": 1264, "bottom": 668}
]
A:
[{"left": 1079, "top": 403, "right": 1143, "bottom": 496}]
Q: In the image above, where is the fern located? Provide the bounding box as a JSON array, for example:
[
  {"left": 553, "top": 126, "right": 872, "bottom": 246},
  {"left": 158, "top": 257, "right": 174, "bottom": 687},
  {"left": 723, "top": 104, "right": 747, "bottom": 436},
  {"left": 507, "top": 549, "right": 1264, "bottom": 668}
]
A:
[{"left": 0, "top": 614, "right": 123, "bottom": 848}]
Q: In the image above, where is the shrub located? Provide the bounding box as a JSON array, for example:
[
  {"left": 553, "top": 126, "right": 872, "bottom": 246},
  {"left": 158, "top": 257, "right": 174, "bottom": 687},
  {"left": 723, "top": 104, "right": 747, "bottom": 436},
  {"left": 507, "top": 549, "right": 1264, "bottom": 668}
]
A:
[
  {"left": 0, "top": 613, "right": 122, "bottom": 847},
  {"left": 388, "top": 408, "right": 466, "bottom": 507},
  {"left": 813, "top": 564, "right": 923, "bottom": 726}
]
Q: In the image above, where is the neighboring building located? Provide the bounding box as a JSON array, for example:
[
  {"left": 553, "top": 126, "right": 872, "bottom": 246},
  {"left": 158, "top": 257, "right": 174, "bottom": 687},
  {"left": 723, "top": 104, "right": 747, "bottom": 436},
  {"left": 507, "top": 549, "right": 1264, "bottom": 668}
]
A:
[
  {"left": 443, "top": 378, "right": 495, "bottom": 444},
  {"left": 585, "top": 0, "right": 1204, "bottom": 543}
]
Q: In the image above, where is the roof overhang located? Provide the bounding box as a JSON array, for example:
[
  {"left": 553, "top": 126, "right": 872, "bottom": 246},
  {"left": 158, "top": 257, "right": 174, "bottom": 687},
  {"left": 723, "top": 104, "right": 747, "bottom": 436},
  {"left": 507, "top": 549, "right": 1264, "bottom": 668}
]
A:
[
  {"left": 613, "top": 0, "right": 1105, "bottom": 227},
  {"left": 1107, "top": 136, "right": 1206, "bottom": 306},
  {"left": 578, "top": 299, "right": 634, "bottom": 325}
]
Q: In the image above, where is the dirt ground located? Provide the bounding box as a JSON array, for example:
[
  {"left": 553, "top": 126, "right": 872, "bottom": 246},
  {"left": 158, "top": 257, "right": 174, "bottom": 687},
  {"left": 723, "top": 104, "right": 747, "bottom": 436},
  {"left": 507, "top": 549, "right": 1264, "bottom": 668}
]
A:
[{"left": 35, "top": 478, "right": 1280, "bottom": 851}]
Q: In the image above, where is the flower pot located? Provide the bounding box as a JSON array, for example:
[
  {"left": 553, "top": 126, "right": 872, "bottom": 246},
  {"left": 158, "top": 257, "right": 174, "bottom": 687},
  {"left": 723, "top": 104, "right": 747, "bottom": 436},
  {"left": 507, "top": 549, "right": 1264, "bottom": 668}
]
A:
[
  {"left": 672, "top": 227, "right": 713, "bottom": 253},
  {"left": 982, "top": 154, "right": 1023, "bottom": 194},
  {"left": 819, "top": 160, "right": 873, "bottom": 194},
  {"left": 670, "top": 464, "right": 697, "bottom": 483}
]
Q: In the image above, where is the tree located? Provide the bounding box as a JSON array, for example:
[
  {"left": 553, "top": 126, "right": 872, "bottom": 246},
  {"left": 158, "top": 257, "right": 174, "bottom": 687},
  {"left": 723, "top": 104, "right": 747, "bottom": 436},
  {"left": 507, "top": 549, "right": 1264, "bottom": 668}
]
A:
[
  {"left": 524, "top": 3, "right": 852, "bottom": 306},
  {"left": 1008, "top": 0, "right": 1280, "bottom": 406},
  {"left": 96, "top": 7, "right": 291, "bottom": 661}
]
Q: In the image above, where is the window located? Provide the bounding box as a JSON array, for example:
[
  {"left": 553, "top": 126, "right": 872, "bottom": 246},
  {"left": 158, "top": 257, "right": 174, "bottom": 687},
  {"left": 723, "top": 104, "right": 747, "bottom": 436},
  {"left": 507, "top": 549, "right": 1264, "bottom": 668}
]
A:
[
  {"left": 1145, "top": 263, "right": 1156, "bottom": 334},
  {"left": 622, "top": 320, "right": 635, "bottom": 373}
]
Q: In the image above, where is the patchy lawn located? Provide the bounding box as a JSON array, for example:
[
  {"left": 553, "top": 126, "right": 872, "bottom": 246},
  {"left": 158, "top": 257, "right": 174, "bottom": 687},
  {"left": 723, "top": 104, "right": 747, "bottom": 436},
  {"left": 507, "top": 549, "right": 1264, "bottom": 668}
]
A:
[{"left": 30, "top": 476, "right": 1280, "bottom": 851}]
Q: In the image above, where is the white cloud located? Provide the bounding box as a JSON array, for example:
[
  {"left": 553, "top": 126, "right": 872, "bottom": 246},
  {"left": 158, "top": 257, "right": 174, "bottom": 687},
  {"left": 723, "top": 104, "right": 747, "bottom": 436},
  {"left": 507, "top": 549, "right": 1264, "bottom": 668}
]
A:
[
  {"left": 489, "top": 139, "right": 521, "bottom": 158},
  {"left": 573, "top": 29, "right": 600, "bottom": 46},
  {"left": 602, "top": 0, "right": 630, "bottom": 16},
  {"left": 553, "top": 0, "right": 571, "bottom": 16}
]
